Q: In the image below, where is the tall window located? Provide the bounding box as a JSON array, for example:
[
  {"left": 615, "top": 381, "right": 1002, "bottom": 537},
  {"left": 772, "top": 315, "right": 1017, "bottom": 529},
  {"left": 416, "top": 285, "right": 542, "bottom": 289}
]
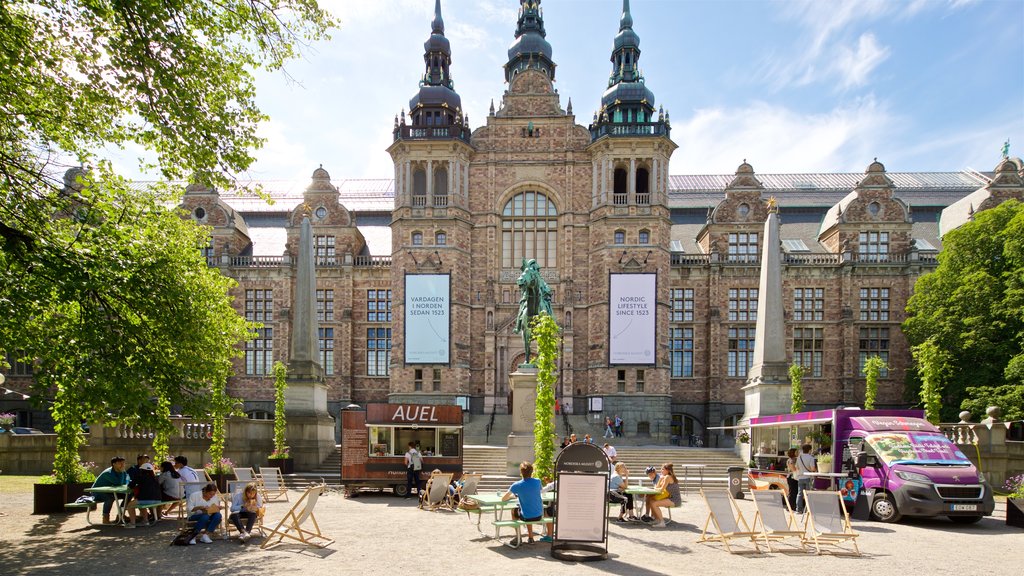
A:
[
  {"left": 859, "top": 327, "right": 889, "bottom": 376},
  {"left": 411, "top": 232, "right": 423, "bottom": 246},
  {"left": 614, "top": 230, "right": 625, "bottom": 245},
  {"left": 319, "top": 327, "right": 334, "bottom": 375},
  {"left": 317, "top": 289, "right": 334, "bottom": 322},
  {"left": 728, "top": 232, "right": 758, "bottom": 262},
  {"left": 367, "top": 290, "right": 392, "bottom": 322},
  {"left": 793, "top": 327, "right": 823, "bottom": 377},
  {"left": 367, "top": 328, "right": 391, "bottom": 376},
  {"left": 728, "top": 288, "right": 758, "bottom": 321},
  {"left": 414, "top": 368, "right": 423, "bottom": 391},
  {"left": 727, "top": 327, "right": 754, "bottom": 377},
  {"left": 432, "top": 368, "right": 442, "bottom": 392},
  {"left": 412, "top": 169, "right": 426, "bottom": 206},
  {"left": 669, "top": 327, "right": 693, "bottom": 377},
  {"left": 314, "top": 235, "right": 335, "bottom": 265},
  {"left": 433, "top": 167, "right": 448, "bottom": 197},
  {"left": 858, "top": 231, "right": 889, "bottom": 262},
  {"left": 617, "top": 369, "right": 626, "bottom": 393},
  {"left": 638, "top": 229, "right": 650, "bottom": 244},
  {"left": 244, "top": 289, "right": 274, "bottom": 375},
  {"left": 435, "top": 232, "right": 446, "bottom": 246},
  {"left": 793, "top": 288, "right": 824, "bottom": 321},
  {"left": 859, "top": 288, "right": 890, "bottom": 321},
  {"left": 200, "top": 237, "right": 214, "bottom": 261},
  {"left": 501, "top": 191, "right": 558, "bottom": 268},
  {"left": 671, "top": 288, "right": 694, "bottom": 321},
  {"left": 636, "top": 369, "right": 645, "bottom": 393}
]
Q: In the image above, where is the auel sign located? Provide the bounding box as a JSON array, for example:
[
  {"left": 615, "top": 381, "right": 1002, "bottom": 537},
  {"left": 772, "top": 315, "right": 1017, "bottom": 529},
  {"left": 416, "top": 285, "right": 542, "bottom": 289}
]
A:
[{"left": 388, "top": 405, "right": 440, "bottom": 423}]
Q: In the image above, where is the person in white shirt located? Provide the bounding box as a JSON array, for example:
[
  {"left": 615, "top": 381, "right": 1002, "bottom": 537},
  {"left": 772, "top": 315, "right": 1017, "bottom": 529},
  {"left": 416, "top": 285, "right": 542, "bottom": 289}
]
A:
[
  {"left": 603, "top": 443, "right": 617, "bottom": 463},
  {"left": 174, "top": 455, "right": 202, "bottom": 496},
  {"left": 186, "top": 482, "right": 223, "bottom": 545},
  {"left": 794, "top": 443, "right": 818, "bottom": 514},
  {"left": 404, "top": 442, "right": 423, "bottom": 498}
]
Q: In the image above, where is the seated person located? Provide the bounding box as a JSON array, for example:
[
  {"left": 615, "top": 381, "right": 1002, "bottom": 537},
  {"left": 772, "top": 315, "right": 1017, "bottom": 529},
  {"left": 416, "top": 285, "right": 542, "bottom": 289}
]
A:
[
  {"left": 186, "top": 482, "right": 223, "bottom": 545},
  {"left": 229, "top": 482, "right": 264, "bottom": 542},
  {"left": 645, "top": 463, "right": 682, "bottom": 528},
  {"left": 91, "top": 456, "right": 129, "bottom": 524},
  {"left": 157, "top": 461, "right": 183, "bottom": 513},
  {"left": 501, "top": 461, "right": 552, "bottom": 543},
  {"left": 125, "top": 462, "right": 162, "bottom": 527},
  {"left": 608, "top": 462, "right": 637, "bottom": 522}
]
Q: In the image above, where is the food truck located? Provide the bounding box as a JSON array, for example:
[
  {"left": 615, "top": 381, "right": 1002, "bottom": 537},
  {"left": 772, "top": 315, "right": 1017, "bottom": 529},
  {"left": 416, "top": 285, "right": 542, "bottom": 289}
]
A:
[
  {"left": 747, "top": 409, "right": 994, "bottom": 523},
  {"left": 340, "top": 403, "right": 463, "bottom": 497}
]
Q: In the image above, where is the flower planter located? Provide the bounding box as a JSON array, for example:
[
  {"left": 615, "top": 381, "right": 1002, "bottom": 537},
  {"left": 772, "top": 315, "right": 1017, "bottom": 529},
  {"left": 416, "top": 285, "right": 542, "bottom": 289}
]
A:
[
  {"left": 208, "top": 472, "right": 230, "bottom": 493},
  {"left": 1007, "top": 498, "right": 1024, "bottom": 528},
  {"left": 33, "top": 482, "right": 92, "bottom": 515},
  {"left": 265, "top": 457, "right": 294, "bottom": 474}
]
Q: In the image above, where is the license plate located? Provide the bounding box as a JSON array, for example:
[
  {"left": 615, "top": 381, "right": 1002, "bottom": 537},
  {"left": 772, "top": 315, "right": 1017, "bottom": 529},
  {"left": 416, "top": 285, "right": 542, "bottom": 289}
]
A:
[{"left": 950, "top": 504, "right": 977, "bottom": 511}]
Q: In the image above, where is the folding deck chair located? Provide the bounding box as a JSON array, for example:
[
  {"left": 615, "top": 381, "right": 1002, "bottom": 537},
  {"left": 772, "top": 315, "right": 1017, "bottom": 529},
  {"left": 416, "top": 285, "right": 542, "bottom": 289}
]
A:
[
  {"left": 222, "top": 480, "right": 266, "bottom": 539},
  {"left": 697, "top": 489, "right": 761, "bottom": 554},
  {"left": 260, "top": 484, "right": 334, "bottom": 550},
  {"left": 419, "top": 472, "right": 454, "bottom": 511},
  {"left": 802, "top": 491, "right": 861, "bottom": 556},
  {"left": 258, "top": 466, "right": 290, "bottom": 502},
  {"left": 750, "top": 489, "right": 808, "bottom": 552},
  {"left": 451, "top": 473, "right": 482, "bottom": 509}
]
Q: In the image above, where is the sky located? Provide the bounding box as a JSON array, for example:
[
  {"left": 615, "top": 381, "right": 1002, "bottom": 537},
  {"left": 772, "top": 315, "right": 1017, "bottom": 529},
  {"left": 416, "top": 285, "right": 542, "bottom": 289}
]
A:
[{"left": 121, "top": 0, "right": 1024, "bottom": 182}]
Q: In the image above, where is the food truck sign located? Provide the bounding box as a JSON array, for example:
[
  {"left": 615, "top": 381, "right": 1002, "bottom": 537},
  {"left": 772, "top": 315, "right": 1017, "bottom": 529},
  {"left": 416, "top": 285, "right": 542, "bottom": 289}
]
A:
[{"left": 367, "top": 403, "right": 463, "bottom": 426}]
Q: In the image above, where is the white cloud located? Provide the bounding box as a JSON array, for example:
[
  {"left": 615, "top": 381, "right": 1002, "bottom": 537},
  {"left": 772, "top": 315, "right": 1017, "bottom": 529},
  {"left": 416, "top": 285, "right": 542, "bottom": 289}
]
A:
[
  {"left": 671, "top": 97, "right": 895, "bottom": 174},
  {"left": 247, "top": 119, "right": 315, "bottom": 182},
  {"left": 835, "top": 33, "right": 890, "bottom": 89}
]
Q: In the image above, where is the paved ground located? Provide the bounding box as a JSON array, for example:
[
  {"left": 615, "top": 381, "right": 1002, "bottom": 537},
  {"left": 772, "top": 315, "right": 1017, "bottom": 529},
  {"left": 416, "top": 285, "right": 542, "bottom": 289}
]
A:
[{"left": 0, "top": 487, "right": 1018, "bottom": 576}]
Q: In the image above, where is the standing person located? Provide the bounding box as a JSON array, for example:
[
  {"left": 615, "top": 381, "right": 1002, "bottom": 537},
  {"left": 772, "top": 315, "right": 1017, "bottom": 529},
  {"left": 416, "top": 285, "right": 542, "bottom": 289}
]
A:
[
  {"left": 603, "top": 442, "right": 617, "bottom": 464},
  {"left": 91, "top": 456, "right": 129, "bottom": 524},
  {"left": 186, "top": 482, "right": 222, "bottom": 545},
  {"left": 615, "top": 415, "right": 624, "bottom": 437},
  {"left": 174, "top": 455, "right": 201, "bottom": 496},
  {"left": 608, "top": 462, "right": 637, "bottom": 522},
  {"left": 404, "top": 441, "right": 423, "bottom": 499},
  {"left": 603, "top": 416, "right": 614, "bottom": 438},
  {"left": 501, "top": 461, "right": 552, "bottom": 543},
  {"left": 125, "top": 462, "right": 162, "bottom": 527},
  {"left": 785, "top": 448, "right": 799, "bottom": 510},
  {"left": 645, "top": 463, "right": 681, "bottom": 528},
  {"left": 229, "top": 482, "right": 265, "bottom": 543},
  {"left": 794, "top": 443, "right": 817, "bottom": 514}
]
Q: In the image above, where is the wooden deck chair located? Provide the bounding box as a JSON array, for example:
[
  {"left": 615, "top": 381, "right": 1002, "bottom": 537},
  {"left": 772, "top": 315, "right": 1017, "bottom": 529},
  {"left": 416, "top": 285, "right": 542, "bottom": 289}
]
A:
[
  {"left": 222, "top": 481, "right": 266, "bottom": 539},
  {"left": 751, "top": 489, "right": 808, "bottom": 553},
  {"left": 802, "top": 491, "right": 861, "bottom": 556},
  {"left": 451, "top": 473, "right": 482, "bottom": 509},
  {"left": 258, "top": 466, "right": 290, "bottom": 502},
  {"left": 182, "top": 480, "right": 229, "bottom": 539},
  {"left": 419, "top": 472, "right": 453, "bottom": 511},
  {"left": 697, "top": 489, "right": 761, "bottom": 554},
  {"left": 260, "top": 484, "right": 334, "bottom": 550},
  {"left": 234, "top": 467, "right": 266, "bottom": 502}
]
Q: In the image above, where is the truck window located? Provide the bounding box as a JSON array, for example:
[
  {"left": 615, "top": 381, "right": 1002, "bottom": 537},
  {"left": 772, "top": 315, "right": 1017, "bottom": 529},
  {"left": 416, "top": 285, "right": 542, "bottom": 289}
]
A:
[{"left": 369, "top": 426, "right": 393, "bottom": 457}]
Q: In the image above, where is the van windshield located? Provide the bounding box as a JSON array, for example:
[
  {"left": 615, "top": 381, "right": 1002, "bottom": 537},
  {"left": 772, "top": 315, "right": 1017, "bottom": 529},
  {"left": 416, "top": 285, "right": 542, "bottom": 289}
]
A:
[{"left": 865, "top": 432, "right": 971, "bottom": 466}]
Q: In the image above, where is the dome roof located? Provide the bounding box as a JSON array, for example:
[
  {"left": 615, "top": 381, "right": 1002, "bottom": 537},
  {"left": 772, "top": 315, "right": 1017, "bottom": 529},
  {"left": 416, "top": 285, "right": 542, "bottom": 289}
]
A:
[
  {"left": 424, "top": 33, "right": 450, "bottom": 54},
  {"left": 601, "top": 81, "right": 655, "bottom": 108},
  {"left": 508, "top": 33, "right": 553, "bottom": 61},
  {"left": 409, "top": 85, "right": 462, "bottom": 111},
  {"left": 613, "top": 28, "right": 639, "bottom": 50}
]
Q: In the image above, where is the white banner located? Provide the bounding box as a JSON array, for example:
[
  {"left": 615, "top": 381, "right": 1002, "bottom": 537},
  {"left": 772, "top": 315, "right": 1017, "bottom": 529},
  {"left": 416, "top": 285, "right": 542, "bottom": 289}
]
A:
[
  {"left": 609, "top": 273, "right": 656, "bottom": 365},
  {"left": 405, "top": 274, "right": 450, "bottom": 364}
]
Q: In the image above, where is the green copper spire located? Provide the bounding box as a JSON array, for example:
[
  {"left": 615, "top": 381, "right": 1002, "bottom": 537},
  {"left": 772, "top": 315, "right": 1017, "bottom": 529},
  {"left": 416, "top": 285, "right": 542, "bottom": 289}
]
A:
[{"left": 505, "top": 0, "right": 556, "bottom": 83}]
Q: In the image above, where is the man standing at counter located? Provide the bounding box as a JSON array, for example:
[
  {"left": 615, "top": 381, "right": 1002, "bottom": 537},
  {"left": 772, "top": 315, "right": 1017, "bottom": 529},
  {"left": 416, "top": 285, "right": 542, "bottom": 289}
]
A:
[
  {"left": 404, "top": 441, "right": 423, "bottom": 499},
  {"left": 794, "top": 443, "right": 817, "bottom": 514}
]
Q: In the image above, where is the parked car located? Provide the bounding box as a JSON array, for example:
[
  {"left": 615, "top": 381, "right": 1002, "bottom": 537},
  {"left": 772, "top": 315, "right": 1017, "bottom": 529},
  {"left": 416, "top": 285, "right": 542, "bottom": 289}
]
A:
[{"left": 10, "top": 427, "right": 45, "bottom": 434}]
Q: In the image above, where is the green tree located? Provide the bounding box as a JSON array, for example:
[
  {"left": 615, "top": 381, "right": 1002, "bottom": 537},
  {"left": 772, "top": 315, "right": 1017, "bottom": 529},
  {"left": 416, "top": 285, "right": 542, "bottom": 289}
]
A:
[
  {"left": 914, "top": 339, "right": 949, "bottom": 424},
  {"left": 789, "top": 363, "right": 806, "bottom": 413},
  {"left": 862, "top": 355, "right": 887, "bottom": 410},
  {"left": 270, "top": 361, "right": 290, "bottom": 459},
  {"left": 905, "top": 200, "right": 1024, "bottom": 421},
  {"left": 531, "top": 313, "right": 560, "bottom": 482}
]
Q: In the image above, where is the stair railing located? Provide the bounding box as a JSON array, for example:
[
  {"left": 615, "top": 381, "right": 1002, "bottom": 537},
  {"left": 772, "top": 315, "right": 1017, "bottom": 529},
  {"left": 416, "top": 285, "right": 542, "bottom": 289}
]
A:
[
  {"left": 561, "top": 410, "right": 573, "bottom": 438},
  {"left": 484, "top": 405, "right": 496, "bottom": 444}
]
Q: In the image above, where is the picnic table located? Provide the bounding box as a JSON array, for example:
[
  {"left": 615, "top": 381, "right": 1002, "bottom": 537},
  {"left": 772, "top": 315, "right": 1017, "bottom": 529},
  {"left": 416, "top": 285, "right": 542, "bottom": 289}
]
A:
[
  {"left": 465, "top": 492, "right": 554, "bottom": 538},
  {"left": 84, "top": 485, "right": 131, "bottom": 526}
]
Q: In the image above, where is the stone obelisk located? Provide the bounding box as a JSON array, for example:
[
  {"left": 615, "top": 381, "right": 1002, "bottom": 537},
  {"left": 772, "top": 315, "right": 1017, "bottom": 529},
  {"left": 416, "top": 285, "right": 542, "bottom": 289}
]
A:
[
  {"left": 285, "top": 216, "right": 335, "bottom": 470},
  {"left": 739, "top": 199, "right": 791, "bottom": 459}
]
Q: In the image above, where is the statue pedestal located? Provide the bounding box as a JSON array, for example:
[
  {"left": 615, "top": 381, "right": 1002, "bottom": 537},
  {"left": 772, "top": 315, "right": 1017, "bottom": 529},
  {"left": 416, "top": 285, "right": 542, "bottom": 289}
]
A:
[
  {"left": 738, "top": 362, "right": 791, "bottom": 462},
  {"left": 507, "top": 367, "right": 539, "bottom": 477},
  {"left": 285, "top": 378, "right": 335, "bottom": 471}
]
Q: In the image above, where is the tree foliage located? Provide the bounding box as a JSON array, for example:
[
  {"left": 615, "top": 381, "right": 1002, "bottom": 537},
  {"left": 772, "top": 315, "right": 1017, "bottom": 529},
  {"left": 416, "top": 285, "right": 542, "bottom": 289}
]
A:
[
  {"left": 913, "top": 339, "right": 949, "bottom": 424},
  {"left": 789, "top": 363, "right": 805, "bottom": 413},
  {"left": 270, "top": 361, "right": 289, "bottom": 458},
  {"left": 862, "top": 355, "right": 887, "bottom": 410},
  {"left": 904, "top": 200, "right": 1024, "bottom": 421},
  {"left": 531, "top": 313, "right": 560, "bottom": 483}
]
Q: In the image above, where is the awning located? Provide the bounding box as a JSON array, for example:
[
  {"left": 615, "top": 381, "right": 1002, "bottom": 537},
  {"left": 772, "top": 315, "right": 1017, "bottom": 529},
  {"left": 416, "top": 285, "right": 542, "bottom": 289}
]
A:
[{"left": 749, "top": 417, "right": 832, "bottom": 428}]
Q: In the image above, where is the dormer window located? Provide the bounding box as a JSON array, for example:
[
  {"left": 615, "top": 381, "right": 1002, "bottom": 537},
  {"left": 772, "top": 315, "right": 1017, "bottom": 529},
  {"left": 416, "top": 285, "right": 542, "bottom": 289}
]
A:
[{"left": 727, "top": 232, "right": 758, "bottom": 263}]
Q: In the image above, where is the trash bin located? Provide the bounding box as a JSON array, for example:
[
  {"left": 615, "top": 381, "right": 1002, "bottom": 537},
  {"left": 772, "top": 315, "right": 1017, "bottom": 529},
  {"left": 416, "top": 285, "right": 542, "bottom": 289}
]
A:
[{"left": 727, "top": 466, "right": 747, "bottom": 499}]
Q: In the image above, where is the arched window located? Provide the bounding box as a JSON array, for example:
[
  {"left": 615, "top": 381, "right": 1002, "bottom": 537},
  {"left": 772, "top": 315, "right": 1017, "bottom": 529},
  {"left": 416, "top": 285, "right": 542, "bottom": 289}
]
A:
[
  {"left": 433, "top": 167, "right": 448, "bottom": 199},
  {"left": 613, "top": 168, "right": 628, "bottom": 203},
  {"left": 614, "top": 230, "right": 625, "bottom": 245},
  {"left": 412, "top": 169, "right": 426, "bottom": 206},
  {"left": 501, "top": 191, "right": 558, "bottom": 268},
  {"left": 411, "top": 232, "right": 423, "bottom": 246},
  {"left": 435, "top": 231, "right": 446, "bottom": 246}
]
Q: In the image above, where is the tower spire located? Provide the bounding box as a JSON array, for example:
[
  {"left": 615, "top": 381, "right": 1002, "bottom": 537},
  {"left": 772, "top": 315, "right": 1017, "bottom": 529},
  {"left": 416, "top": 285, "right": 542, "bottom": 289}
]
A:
[
  {"left": 505, "top": 0, "right": 556, "bottom": 83},
  {"left": 431, "top": 0, "right": 444, "bottom": 35}
]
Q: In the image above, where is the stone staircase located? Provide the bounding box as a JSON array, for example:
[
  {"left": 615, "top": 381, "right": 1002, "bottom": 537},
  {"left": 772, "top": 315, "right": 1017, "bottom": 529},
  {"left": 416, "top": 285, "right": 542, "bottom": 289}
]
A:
[{"left": 463, "top": 445, "right": 748, "bottom": 495}]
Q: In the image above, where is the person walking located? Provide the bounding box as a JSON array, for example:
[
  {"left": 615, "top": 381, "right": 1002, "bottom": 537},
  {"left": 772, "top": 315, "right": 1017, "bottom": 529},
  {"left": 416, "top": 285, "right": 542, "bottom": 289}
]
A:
[
  {"left": 603, "top": 416, "right": 614, "bottom": 438},
  {"left": 614, "top": 415, "right": 624, "bottom": 437},
  {"left": 404, "top": 441, "right": 424, "bottom": 498},
  {"left": 794, "top": 443, "right": 817, "bottom": 514},
  {"left": 785, "top": 448, "right": 799, "bottom": 510}
]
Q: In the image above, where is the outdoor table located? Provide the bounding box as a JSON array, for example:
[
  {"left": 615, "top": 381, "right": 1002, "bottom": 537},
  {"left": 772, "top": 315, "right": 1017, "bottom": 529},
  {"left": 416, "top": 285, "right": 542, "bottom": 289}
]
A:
[
  {"left": 678, "top": 464, "right": 706, "bottom": 495},
  {"left": 805, "top": 472, "right": 848, "bottom": 491},
  {"left": 466, "top": 492, "right": 554, "bottom": 538},
  {"left": 84, "top": 485, "right": 131, "bottom": 525},
  {"left": 625, "top": 486, "right": 660, "bottom": 518}
]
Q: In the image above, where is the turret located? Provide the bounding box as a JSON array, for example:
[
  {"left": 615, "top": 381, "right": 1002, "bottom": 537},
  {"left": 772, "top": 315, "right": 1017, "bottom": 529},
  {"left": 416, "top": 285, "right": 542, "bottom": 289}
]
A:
[{"left": 504, "top": 0, "right": 556, "bottom": 83}]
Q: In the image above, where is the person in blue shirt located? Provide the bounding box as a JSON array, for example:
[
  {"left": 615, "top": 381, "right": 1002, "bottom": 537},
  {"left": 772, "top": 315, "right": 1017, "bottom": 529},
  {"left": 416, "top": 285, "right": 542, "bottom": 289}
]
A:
[
  {"left": 92, "top": 456, "right": 129, "bottom": 524},
  {"left": 501, "top": 461, "right": 552, "bottom": 543}
]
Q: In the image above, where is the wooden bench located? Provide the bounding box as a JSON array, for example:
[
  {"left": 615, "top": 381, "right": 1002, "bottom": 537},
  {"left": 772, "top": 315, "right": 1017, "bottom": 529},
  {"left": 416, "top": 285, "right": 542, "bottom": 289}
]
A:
[{"left": 492, "top": 517, "right": 554, "bottom": 548}]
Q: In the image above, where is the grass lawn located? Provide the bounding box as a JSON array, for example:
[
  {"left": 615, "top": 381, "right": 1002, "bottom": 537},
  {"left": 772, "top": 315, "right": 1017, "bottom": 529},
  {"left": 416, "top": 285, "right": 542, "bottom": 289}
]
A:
[{"left": 0, "top": 475, "right": 39, "bottom": 494}]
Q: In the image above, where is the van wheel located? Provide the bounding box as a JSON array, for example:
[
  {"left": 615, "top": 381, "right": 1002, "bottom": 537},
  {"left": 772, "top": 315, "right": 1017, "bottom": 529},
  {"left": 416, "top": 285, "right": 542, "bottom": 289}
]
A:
[
  {"left": 948, "top": 515, "right": 982, "bottom": 524},
  {"left": 871, "top": 495, "right": 901, "bottom": 523},
  {"left": 393, "top": 484, "right": 409, "bottom": 498}
]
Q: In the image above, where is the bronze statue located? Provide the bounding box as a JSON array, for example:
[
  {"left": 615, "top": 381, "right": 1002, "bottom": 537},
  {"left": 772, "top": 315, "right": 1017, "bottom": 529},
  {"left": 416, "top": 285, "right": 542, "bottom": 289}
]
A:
[{"left": 513, "top": 258, "right": 554, "bottom": 362}]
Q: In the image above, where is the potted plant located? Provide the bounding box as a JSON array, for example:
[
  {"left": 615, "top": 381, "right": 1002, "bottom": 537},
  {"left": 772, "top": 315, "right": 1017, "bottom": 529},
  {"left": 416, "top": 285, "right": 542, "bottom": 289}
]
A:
[
  {"left": 737, "top": 431, "right": 750, "bottom": 444},
  {"left": 1005, "top": 473, "right": 1024, "bottom": 528},
  {"left": 204, "top": 458, "right": 234, "bottom": 493},
  {"left": 34, "top": 460, "right": 97, "bottom": 514},
  {"left": 0, "top": 412, "right": 15, "bottom": 432},
  {"left": 816, "top": 453, "right": 834, "bottom": 474},
  {"left": 266, "top": 361, "right": 294, "bottom": 474}
]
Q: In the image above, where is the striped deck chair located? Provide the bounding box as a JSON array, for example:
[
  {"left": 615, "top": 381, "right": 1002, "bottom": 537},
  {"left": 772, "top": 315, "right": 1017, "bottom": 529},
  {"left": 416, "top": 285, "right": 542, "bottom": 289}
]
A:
[
  {"left": 258, "top": 466, "right": 290, "bottom": 502},
  {"left": 697, "top": 489, "right": 761, "bottom": 554},
  {"left": 260, "top": 484, "right": 334, "bottom": 550},
  {"left": 419, "top": 472, "right": 453, "bottom": 511},
  {"left": 802, "top": 491, "right": 861, "bottom": 556},
  {"left": 751, "top": 489, "right": 807, "bottom": 552}
]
